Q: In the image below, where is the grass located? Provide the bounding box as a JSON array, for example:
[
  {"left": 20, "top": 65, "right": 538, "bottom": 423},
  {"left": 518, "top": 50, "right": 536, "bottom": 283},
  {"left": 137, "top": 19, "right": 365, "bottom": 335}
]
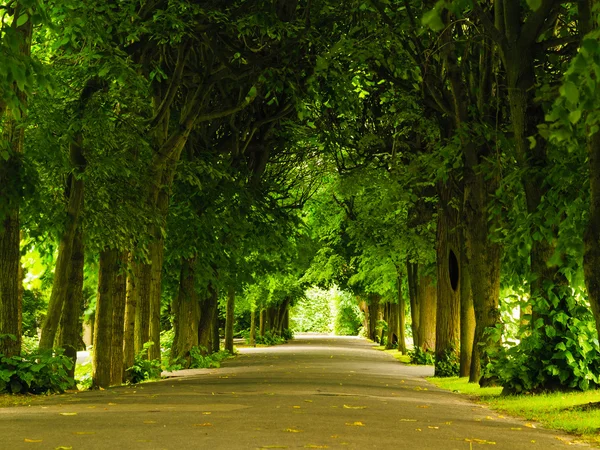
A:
[
  {"left": 428, "top": 376, "right": 600, "bottom": 446},
  {"left": 0, "top": 394, "right": 41, "bottom": 408},
  {"left": 375, "top": 345, "right": 413, "bottom": 364}
]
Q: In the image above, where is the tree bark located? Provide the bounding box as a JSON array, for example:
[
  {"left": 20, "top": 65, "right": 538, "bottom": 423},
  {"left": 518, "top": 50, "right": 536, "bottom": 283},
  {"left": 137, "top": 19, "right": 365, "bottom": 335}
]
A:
[
  {"left": 211, "top": 304, "right": 220, "bottom": 353},
  {"left": 170, "top": 257, "right": 200, "bottom": 366},
  {"left": 250, "top": 309, "right": 256, "bottom": 346},
  {"left": 57, "top": 227, "right": 85, "bottom": 379},
  {"left": 123, "top": 258, "right": 137, "bottom": 379},
  {"left": 225, "top": 286, "right": 235, "bottom": 353},
  {"left": 39, "top": 78, "right": 103, "bottom": 350},
  {"left": 93, "top": 249, "right": 119, "bottom": 388},
  {"left": 198, "top": 283, "right": 218, "bottom": 352},
  {"left": 134, "top": 263, "right": 151, "bottom": 356},
  {"left": 109, "top": 252, "right": 127, "bottom": 385},
  {"left": 367, "top": 294, "right": 380, "bottom": 342},
  {"left": 148, "top": 238, "right": 164, "bottom": 361},
  {"left": 434, "top": 181, "right": 461, "bottom": 376},
  {"left": 385, "top": 301, "right": 398, "bottom": 350},
  {"left": 459, "top": 236, "right": 475, "bottom": 378},
  {"left": 0, "top": 16, "right": 32, "bottom": 358},
  {"left": 418, "top": 275, "right": 436, "bottom": 352},
  {"left": 397, "top": 275, "right": 407, "bottom": 354},
  {"left": 406, "top": 260, "right": 420, "bottom": 349},
  {"left": 259, "top": 308, "right": 266, "bottom": 337}
]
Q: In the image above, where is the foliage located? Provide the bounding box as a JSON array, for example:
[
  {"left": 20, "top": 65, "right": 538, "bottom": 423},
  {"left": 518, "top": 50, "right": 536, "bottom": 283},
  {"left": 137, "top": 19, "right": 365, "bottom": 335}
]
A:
[
  {"left": 333, "top": 290, "right": 362, "bottom": 336},
  {"left": 126, "top": 343, "right": 162, "bottom": 384},
  {"left": 408, "top": 347, "right": 435, "bottom": 366},
  {"left": 290, "top": 287, "right": 333, "bottom": 333},
  {"left": 21, "top": 289, "right": 46, "bottom": 337},
  {"left": 0, "top": 348, "right": 73, "bottom": 394},
  {"left": 255, "top": 330, "right": 288, "bottom": 346},
  {"left": 75, "top": 360, "right": 93, "bottom": 391},
  {"left": 188, "top": 347, "right": 231, "bottom": 369},
  {"left": 435, "top": 349, "right": 460, "bottom": 377},
  {"left": 485, "top": 295, "right": 600, "bottom": 394}
]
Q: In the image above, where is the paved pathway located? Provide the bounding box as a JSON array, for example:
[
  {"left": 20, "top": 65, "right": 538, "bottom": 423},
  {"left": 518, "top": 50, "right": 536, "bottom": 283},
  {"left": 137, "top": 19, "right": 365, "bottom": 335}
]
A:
[{"left": 1, "top": 335, "right": 588, "bottom": 449}]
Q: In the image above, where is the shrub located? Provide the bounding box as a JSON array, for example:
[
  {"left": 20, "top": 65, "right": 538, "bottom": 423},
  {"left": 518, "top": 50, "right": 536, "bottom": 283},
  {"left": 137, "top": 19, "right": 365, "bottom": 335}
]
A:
[
  {"left": 126, "top": 342, "right": 162, "bottom": 383},
  {"left": 434, "top": 349, "right": 460, "bottom": 377},
  {"left": 0, "top": 345, "right": 74, "bottom": 394},
  {"left": 255, "top": 330, "right": 287, "bottom": 346},
  {"left": 188, "top": 347, "right": 231, "bottom": 369},
  {"left": 408, "top": 347, "right": 435, "bottom": 365}
]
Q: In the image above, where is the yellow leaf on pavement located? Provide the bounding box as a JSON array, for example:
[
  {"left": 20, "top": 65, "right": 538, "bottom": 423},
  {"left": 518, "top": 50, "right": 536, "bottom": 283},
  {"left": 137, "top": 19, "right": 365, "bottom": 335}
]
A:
[
  {"left": 345, "top": 421, "right": 365, "bottom": 426},
  {"left": 399, "top": 419, "right": 417, "bottom": 422},
  {"left": 59, "top": 413, "right": 77, "bottom": 416},
  {"left": 343, "top": 405, "right": 366, "bottom": 409},
  {"left": 193, "top": 423, "right": 212, "bottom": 427},
  {"left": 284, "top": 428, "right": 302, "bottom": 433},
  {"left": 24, "top": 439, "right": 42, "bottom": 443}
]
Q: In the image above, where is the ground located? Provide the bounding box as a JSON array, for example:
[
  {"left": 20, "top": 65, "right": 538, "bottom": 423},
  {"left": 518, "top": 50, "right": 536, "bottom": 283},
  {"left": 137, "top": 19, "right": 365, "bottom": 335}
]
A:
[{"left": 0, "top": 335, "right": 591, "bottom": 449}]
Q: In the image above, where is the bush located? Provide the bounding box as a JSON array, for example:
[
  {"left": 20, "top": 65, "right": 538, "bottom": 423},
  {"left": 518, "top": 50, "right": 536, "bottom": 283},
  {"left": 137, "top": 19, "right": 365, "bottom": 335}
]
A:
[
  {"left": 126, "top": 342, "right": 162, "bottom": 383},
  {"left": 485, "top": 295, "right": 600, "bottom": 394},
  {"left": 255, "top": 330, "right": 287, "bottom": 346},
  {"left": 0, "top": 346, "right": 74, "bottom": 394},
  {"left": 188, "top": 347, "right": 231, "bottom": 369},
  {"left": 408, "top": 347, "right": 435, "bottom": 365},
  {"left": 434, "top": 349, "right": 460, "bottom": 377}
]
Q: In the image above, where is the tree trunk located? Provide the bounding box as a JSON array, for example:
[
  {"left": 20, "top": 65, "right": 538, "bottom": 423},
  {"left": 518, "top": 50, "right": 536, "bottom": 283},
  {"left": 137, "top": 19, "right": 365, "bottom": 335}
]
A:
[
  {"left": 123, "top": 258, "right": 137, "bottom": 379},
  {"left": 109, "top": 252, "right": 127, "bottom": 385},
  {"left": 584, "top": 130, "right": 600, "bottom": 340},
  {"left": 134, "top": 263, "right": 151, "bottom": 356},
  {"left": 406, "top": 260, "right": 420, "bottom": 349},
  {"left": 418, "top": 275, "right": 436, "bottom": 352},
  {"left": 250, "top": 309, "right": 256, "bottom": 346},
  {"left": 0, "top": 15, "right": 31, "bottom": 358},
  {"left": 211, "top": 304, "right": 220, "bottom": 353},
  {"left": 434, "top": 182, "right": 461, "bottom": 376},
  {"left": 93, "top": 249, "right": 119, "bottom": 388},
  {"left": 259, "top": 308, "right": 266, "bottom": 337},
  {"left": 170, "top": 258, "right": 200, "bottom": 366},
  {"left": 225, "top": 286, "right": 235, "bottom": 353},
  {"left": 385, "top": 301, "right": 397, "bottom": 350},
  {"left": 148, "top": 238, "right": 164, "bottom": 361},
  {"left": 396, "top": 275, "right": 407, "bottom": 354},
  {"left": 276, "top": 298, "right": 291, "bottom": 336},
  {"left": 198, "top": 283, "right": 218, "bottom": 352},
  {"left": 459, "top": 237, "right": 475, "bottom": 378},
  {"left": 367, "top": 294, "right": 380, "bottom": 342},
  {"left": 57, "top": 227, "right": 85, "bottom": 379}
]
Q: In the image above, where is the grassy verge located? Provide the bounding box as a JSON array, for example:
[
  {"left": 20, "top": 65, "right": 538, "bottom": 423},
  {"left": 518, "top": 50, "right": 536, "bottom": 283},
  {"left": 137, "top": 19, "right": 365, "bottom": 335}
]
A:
[
  {"left": 375, "top": 346, "right": 412, "bottom": 364},
  {"left": 0, "top": 394, "right": 40, "bottom": 408},
  {"left": 428, "top": 376, "right": 600, "bottom": 446}
]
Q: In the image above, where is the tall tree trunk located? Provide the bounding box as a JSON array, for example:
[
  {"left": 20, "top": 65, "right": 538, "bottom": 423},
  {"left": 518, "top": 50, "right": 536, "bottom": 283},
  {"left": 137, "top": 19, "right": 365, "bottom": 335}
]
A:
[
  {"left": 225, "top": 286, "right": 235, "bottom": 353},
  {"left": 367, "top": 294, "right": 380, "bottom": 342},
  {"left": 259, "top": 308, "right": 266, "bottom": 337},
  {"left": 459, "top": 237, "right": 475, "bottom": 378},
  {"left": 397, "top": 275, "right": 407, "bottom": 354},
  {"left": 109, "top": 252, "right": 127, "bottom": 385},
  {"left": 57, "top": 227, "right": 85, "bottom": 379},
  {"left": 406, "top": 260, "right": 420, "bottom": 349},
  {"left": 0, "top": 15, "right": 32, "bottom": 358},
  {"left": 211, "top": 305, "right": 220, "bottom": 353},
  {"left": 148, "top": 238, "right": 164, "bottom": 361},
  {"left": 134, "top": 264, "right": 151, "bottom": 356},
  {"left": 39, "top": 78, "right": 103, "bottom": 350},
  {"left": 198, "top": 283, "right": 218, "bottom": 352},
  {"left": 386, "top": 301, "right": 398, "bottom": 350},
  {"left": 418, "top": 275, "right": 436, "bottom": 352},
  {"left": 170, "top": 258, "right": 200, "bottom": 366},
  {"left": 123, "top": 258, "right": 137, "bottom": 379},
  {"left": 93, "top": 249, "right": 119, "bottom": 388},
  {"left": 584, "top": 130, "right": 600, "bottom": 339},
  {"left": 250, "top": 309, "right": 256, "bottom": 346},
  {"left": 434, "top": 182, "right": 461, "bottom": 376}
]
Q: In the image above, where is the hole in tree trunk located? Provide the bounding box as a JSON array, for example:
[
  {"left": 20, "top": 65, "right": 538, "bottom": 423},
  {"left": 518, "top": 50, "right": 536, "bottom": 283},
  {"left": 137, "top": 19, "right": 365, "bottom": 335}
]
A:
[{"left": 448, "top": 249, "right": 459, "bottom": 291}]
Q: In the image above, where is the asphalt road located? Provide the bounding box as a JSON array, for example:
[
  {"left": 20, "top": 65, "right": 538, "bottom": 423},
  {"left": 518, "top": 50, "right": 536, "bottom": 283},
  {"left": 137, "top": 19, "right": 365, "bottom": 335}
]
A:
[{"left": 1, "top": 335, "right": 588, "bottom": 449}]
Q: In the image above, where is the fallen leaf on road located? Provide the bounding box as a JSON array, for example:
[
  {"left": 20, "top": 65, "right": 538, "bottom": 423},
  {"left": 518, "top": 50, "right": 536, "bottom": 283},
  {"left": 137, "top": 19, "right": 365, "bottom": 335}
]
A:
[
  {"left": 143, "top": 421, "right": 156, "bottom": 424},
  {"left": 259, "top": 446, "right": 288, "bottom": 449},
  {"left": 193, "top": 423, "right": 212, "bottom": 427},
  {"left": 525, "top": 423, "right": 536, "bottom": 428},
  {"left": 73, "top": 432, "right": 96, "bottom": 435},
  {"left": 107, "top": 403, "right": 117, "bottom": 406},
  {"left": 293, "top": 406, "right": 301, "bottom": 409},
  {"left": 345, "top": 422, "right": 365, "bottom": 426},
  {"left": 510, "top": 428, "right": 521, "bottom": 431},
  {"left": 343, "top": 405, "right": 366, "bottom": 409},
  {"left": 24, "top": 439, "right": 42, "bottom": 443},
  {"left": 59, "top": 413, "right": 77, "bottom": 416},
  {"left": 304, "top": 445, "right": 329, "bottom": 448},
  {"left": 284, "top": 428, "right": 302, "bottom": 433},
  {"left": 304, "top": 400, "right": 313, "bottom": 403},
  {"left": 428, "top": 426, "right": 439, "bottom": 429},
  {"left": 202, "top": 412, "right": 212, "bottom": 415},
  {"left": 55, "top": 447, "right": 72, "bottom": 449},
  {"left": 415, "top": 428, "right": 422, "bottom": 432},
  {"left": 399, "top": 419, "right": 417, "bottom": 422},
  {"left": 465, "top": 438, "right": 496, "bottom": 445},
  {"left": 416, "top": 405, "right": 429, "bottom": 409}
]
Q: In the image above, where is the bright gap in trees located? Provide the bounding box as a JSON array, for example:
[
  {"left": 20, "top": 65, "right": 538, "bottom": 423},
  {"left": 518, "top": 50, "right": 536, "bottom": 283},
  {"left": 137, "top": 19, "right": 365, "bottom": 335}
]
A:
[{"left": 448, "top": 250, "right": 459, "bottom": 291}]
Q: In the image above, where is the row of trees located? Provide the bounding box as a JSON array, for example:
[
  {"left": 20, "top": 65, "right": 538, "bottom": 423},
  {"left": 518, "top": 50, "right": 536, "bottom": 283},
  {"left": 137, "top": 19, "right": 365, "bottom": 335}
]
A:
[{"left": 1, "top": 0, "right": 600, "bottom": 394}]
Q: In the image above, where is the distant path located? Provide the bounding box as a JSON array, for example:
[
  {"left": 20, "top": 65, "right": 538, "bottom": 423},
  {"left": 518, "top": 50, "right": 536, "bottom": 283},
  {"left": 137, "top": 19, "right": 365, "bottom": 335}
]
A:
[{"left": 0, "top": 334, "right": 587, "bottom": 449}]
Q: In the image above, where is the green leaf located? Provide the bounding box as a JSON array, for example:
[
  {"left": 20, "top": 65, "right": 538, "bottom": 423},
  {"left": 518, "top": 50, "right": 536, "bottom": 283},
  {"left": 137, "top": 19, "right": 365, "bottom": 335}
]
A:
[
  {"left": 561, "top": 81, "right": 579, "bottom": 105},
  {"left": 526, "top": 0, "right": 542, "bottom": 10},
  {"left": 421, "top": 9, "right": 444, "bottom": 32},
  {"left": 16, "top": 14, "right": 29, "bottom": 27},
  {"left": 568, "top": 109, "right": 582, "bottom": 124}
]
